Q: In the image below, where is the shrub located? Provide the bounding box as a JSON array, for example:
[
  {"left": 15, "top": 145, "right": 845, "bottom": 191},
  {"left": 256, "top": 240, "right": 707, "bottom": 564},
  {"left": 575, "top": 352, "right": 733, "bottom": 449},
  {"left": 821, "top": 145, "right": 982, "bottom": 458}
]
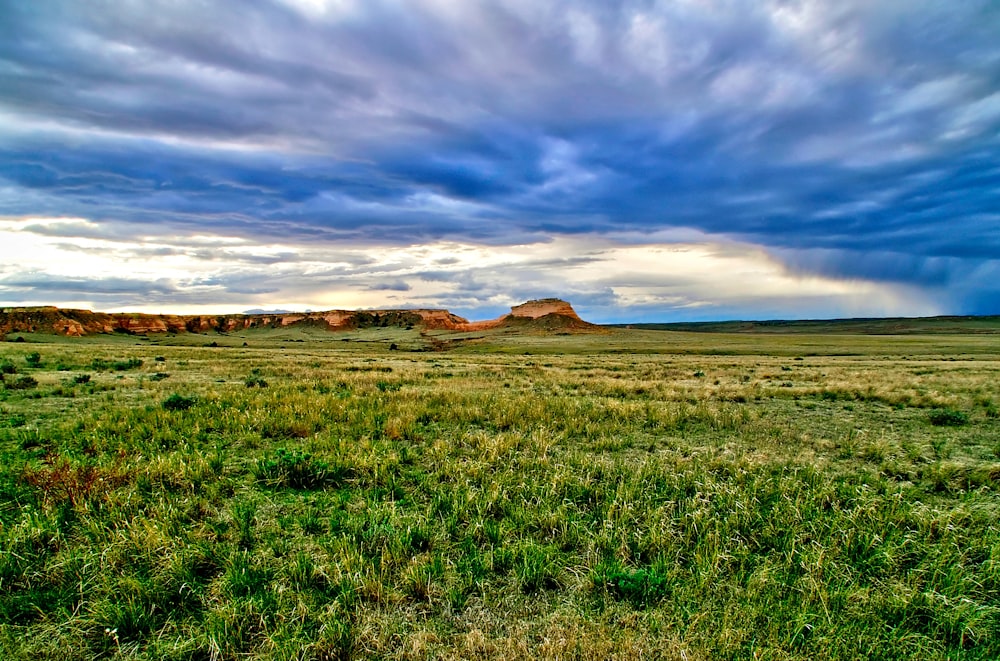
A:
[
  {"left": 244, "top": 373, "right": 268, "bottom": 388},
  {"left": 149, "top": 372, "right": 170, "bottom": 381},
  {"left": 0, "top": 360, "right": 16, "bottom": 375},
  {"left": 25, "top": 352, "right": 42, "bottom": 367},
  {"left": 20, "top": 456, "right": 129, "bottom": 508},
  {"left": 928, "top": 408, "right": 969, "bottom": 427},
  {"left": 91, "top": 357, "right": 141, "bottom": 371},
  {"left": 72, "top": 374, "right": 91, "bottom": 385},
  {"left": 163, "top": 393, "right": 196, "bottom": 411},
  {"left": 8, "top": 375, "right": 38, "bottom": 390}
]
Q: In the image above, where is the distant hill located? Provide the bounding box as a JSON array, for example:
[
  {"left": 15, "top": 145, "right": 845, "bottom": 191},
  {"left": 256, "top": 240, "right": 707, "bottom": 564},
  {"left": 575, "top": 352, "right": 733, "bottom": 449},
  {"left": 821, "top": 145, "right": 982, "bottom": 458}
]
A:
[
  {"left": 7, "top": 304, "right": 998, "bottom": 338},
  {"left": 0, "top": 299, "right": 594, "bottom": 338},
  {"left": 611, "top": 316, "right": 1000, "bottom": 335}
]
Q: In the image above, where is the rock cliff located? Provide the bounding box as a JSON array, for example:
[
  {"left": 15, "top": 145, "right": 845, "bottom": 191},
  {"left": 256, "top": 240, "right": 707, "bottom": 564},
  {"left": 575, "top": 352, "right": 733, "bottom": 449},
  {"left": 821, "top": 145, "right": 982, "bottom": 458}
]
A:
[
  {"left": 456, "top": 299, "right": 593, "bottom": 331},
  {"left": 0, "top": 299, "right": 592, "bottom": 337},
  {"left": 509, "top": 298, "right": 583, "bottom": 320}
]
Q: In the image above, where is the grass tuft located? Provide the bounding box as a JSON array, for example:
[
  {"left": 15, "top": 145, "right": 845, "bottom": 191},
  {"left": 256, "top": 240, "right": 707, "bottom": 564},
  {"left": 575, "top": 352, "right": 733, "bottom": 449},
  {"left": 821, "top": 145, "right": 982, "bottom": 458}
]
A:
[
  {"left": 595, "top": 562, "right": 672, "bottom": 608},
  {"left": 253, "top": 448, "right": 349, "bottom": 489},
  {"left": 928, "top": 408, "right": 970, "bottom": 426}
]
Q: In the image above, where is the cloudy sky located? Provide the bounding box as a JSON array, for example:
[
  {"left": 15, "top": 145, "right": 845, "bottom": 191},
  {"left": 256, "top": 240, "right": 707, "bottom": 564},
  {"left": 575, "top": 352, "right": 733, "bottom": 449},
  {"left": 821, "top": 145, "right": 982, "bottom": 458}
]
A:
[{"left": 1, "top": 0, "right": 998, "bottom": 322}]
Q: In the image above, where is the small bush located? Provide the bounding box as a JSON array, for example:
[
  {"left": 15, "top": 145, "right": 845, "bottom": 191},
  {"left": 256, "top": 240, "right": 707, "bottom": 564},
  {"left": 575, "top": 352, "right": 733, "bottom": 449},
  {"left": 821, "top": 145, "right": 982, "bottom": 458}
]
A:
[
  {"left": 244, "top": 374, "right": 268, "bottom": 388},
  {"left": 154, "top": 356, "right": 166, "bottom": 362},
  {"left": 376, "top": 380, "right": 400, "bottom": 392},
  {"left": 8, "top": 375, "right": 38, "bottom": 390},
  {"left": 21, "top": 456, "right": 130, "bottom": 508},
  {"left": 149, "top": 372, "right": 170, "bottom": 381},
  {"left": 72, "top": 374, "right": 91, "bottom": 385},
  {"left": 928, "top": 408, "right": 969, "bottom": 427},
  {"left": 163, "top": 393, "right": 197, "bottom": 411},
  {"left": 0, "top": 360, "right": 16, "bottom": 375},
  {"left": 25, "top": 352, "right": 42, "bottom": 367},
  {"left": 113, "top": 358, "right": 143, "bottom": 371}
]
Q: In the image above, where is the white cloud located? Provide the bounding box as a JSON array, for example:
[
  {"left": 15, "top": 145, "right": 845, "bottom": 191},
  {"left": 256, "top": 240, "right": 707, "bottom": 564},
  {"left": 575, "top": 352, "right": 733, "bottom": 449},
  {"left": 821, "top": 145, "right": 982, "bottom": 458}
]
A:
[{"left": 0, "top": 216, "right": 940, "bottom": 321}]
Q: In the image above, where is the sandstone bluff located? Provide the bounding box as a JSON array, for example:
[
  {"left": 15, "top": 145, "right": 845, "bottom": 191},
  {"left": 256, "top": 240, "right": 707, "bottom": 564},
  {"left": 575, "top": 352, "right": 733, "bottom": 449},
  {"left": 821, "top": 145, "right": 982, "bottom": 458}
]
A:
[{"left": 0, "top": 298, "right": 594, "bottom": 337}]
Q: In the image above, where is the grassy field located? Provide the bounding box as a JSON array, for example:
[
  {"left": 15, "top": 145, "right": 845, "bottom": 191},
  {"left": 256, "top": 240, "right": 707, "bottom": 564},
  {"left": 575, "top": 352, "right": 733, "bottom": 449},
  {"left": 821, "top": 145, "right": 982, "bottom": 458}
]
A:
[{"left": 1, "top": 327, "right": 998, "bottom": 660}]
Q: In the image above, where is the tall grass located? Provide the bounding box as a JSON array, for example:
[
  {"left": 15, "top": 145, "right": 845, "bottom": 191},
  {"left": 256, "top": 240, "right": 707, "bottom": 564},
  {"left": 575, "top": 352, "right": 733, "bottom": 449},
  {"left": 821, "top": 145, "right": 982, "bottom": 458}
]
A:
[{"left": 0, "top": 334, "right": 998, "bottom": 659}]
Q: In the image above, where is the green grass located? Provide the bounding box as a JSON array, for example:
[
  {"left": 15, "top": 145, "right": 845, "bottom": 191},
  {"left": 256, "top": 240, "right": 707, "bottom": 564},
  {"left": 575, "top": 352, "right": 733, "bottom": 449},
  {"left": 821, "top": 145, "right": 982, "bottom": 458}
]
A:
[{"left": 0, "top": 329, "right": 998, "bottom": 659}]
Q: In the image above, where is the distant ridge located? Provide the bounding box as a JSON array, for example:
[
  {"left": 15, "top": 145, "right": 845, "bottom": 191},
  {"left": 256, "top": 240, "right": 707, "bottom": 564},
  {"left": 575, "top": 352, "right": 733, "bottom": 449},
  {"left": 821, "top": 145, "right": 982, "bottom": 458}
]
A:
[
  {"left": 613, "top": 316, "right": 1000, "bottom": 335},
  {"left": 0, "top": 299, "right": 594, "bottom": 337}
]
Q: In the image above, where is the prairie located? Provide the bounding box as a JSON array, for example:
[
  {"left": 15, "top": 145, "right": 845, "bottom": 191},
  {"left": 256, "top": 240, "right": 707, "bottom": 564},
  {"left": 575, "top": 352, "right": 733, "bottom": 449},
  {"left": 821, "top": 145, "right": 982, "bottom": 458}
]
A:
[{"left": 1, "top": 326, "right": 998, "bottom": 660}]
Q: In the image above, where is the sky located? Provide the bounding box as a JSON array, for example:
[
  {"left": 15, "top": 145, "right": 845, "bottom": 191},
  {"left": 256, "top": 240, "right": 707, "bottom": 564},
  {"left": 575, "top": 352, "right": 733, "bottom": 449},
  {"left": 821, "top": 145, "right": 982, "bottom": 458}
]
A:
[{"left": 1, "top": 0, "right": 998, "bottom": 323}]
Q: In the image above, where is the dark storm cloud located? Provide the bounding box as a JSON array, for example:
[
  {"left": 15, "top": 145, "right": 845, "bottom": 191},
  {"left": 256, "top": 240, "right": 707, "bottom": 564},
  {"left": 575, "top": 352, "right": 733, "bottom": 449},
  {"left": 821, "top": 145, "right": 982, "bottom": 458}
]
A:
[
  {"left": 368, "top": 281, "right": 412, "bottom": 292},
  {"left": 1, "top": 0, "right": 998, "bottom": 314},
  {"left": 0, "top": 273, "right": 181, "bottom": 296}
]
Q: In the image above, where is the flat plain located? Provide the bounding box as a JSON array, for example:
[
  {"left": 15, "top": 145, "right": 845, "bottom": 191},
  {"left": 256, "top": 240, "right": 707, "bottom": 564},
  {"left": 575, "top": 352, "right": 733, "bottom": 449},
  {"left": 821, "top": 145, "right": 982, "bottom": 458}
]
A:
[{"left": 1, "top": 324, "right": 998, "bottom": 660}]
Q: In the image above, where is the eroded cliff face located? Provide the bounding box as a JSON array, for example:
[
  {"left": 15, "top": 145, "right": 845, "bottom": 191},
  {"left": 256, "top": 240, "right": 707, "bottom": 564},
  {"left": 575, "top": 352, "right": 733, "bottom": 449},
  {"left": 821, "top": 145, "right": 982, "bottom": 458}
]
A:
[
  {"left": 0, "top": 299, "right": 590, "bottom": 337},
  {"left": 508, "top": 298, "right": 582, "bottom": 320},
  {"left": 0, "top": 307, "right": 476, "bottom": 336},
  {"left": 271, "top": 309, "right": 470, "bottom": 330},
  {"left": 408, "top": 309, "right": 471, "bottom": 329},
  {"left": 0, "top": 308, "right": 117, "bottom": 337},
  {"left": 453, "top": 299, "right": 591, "bottom": 330}
]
